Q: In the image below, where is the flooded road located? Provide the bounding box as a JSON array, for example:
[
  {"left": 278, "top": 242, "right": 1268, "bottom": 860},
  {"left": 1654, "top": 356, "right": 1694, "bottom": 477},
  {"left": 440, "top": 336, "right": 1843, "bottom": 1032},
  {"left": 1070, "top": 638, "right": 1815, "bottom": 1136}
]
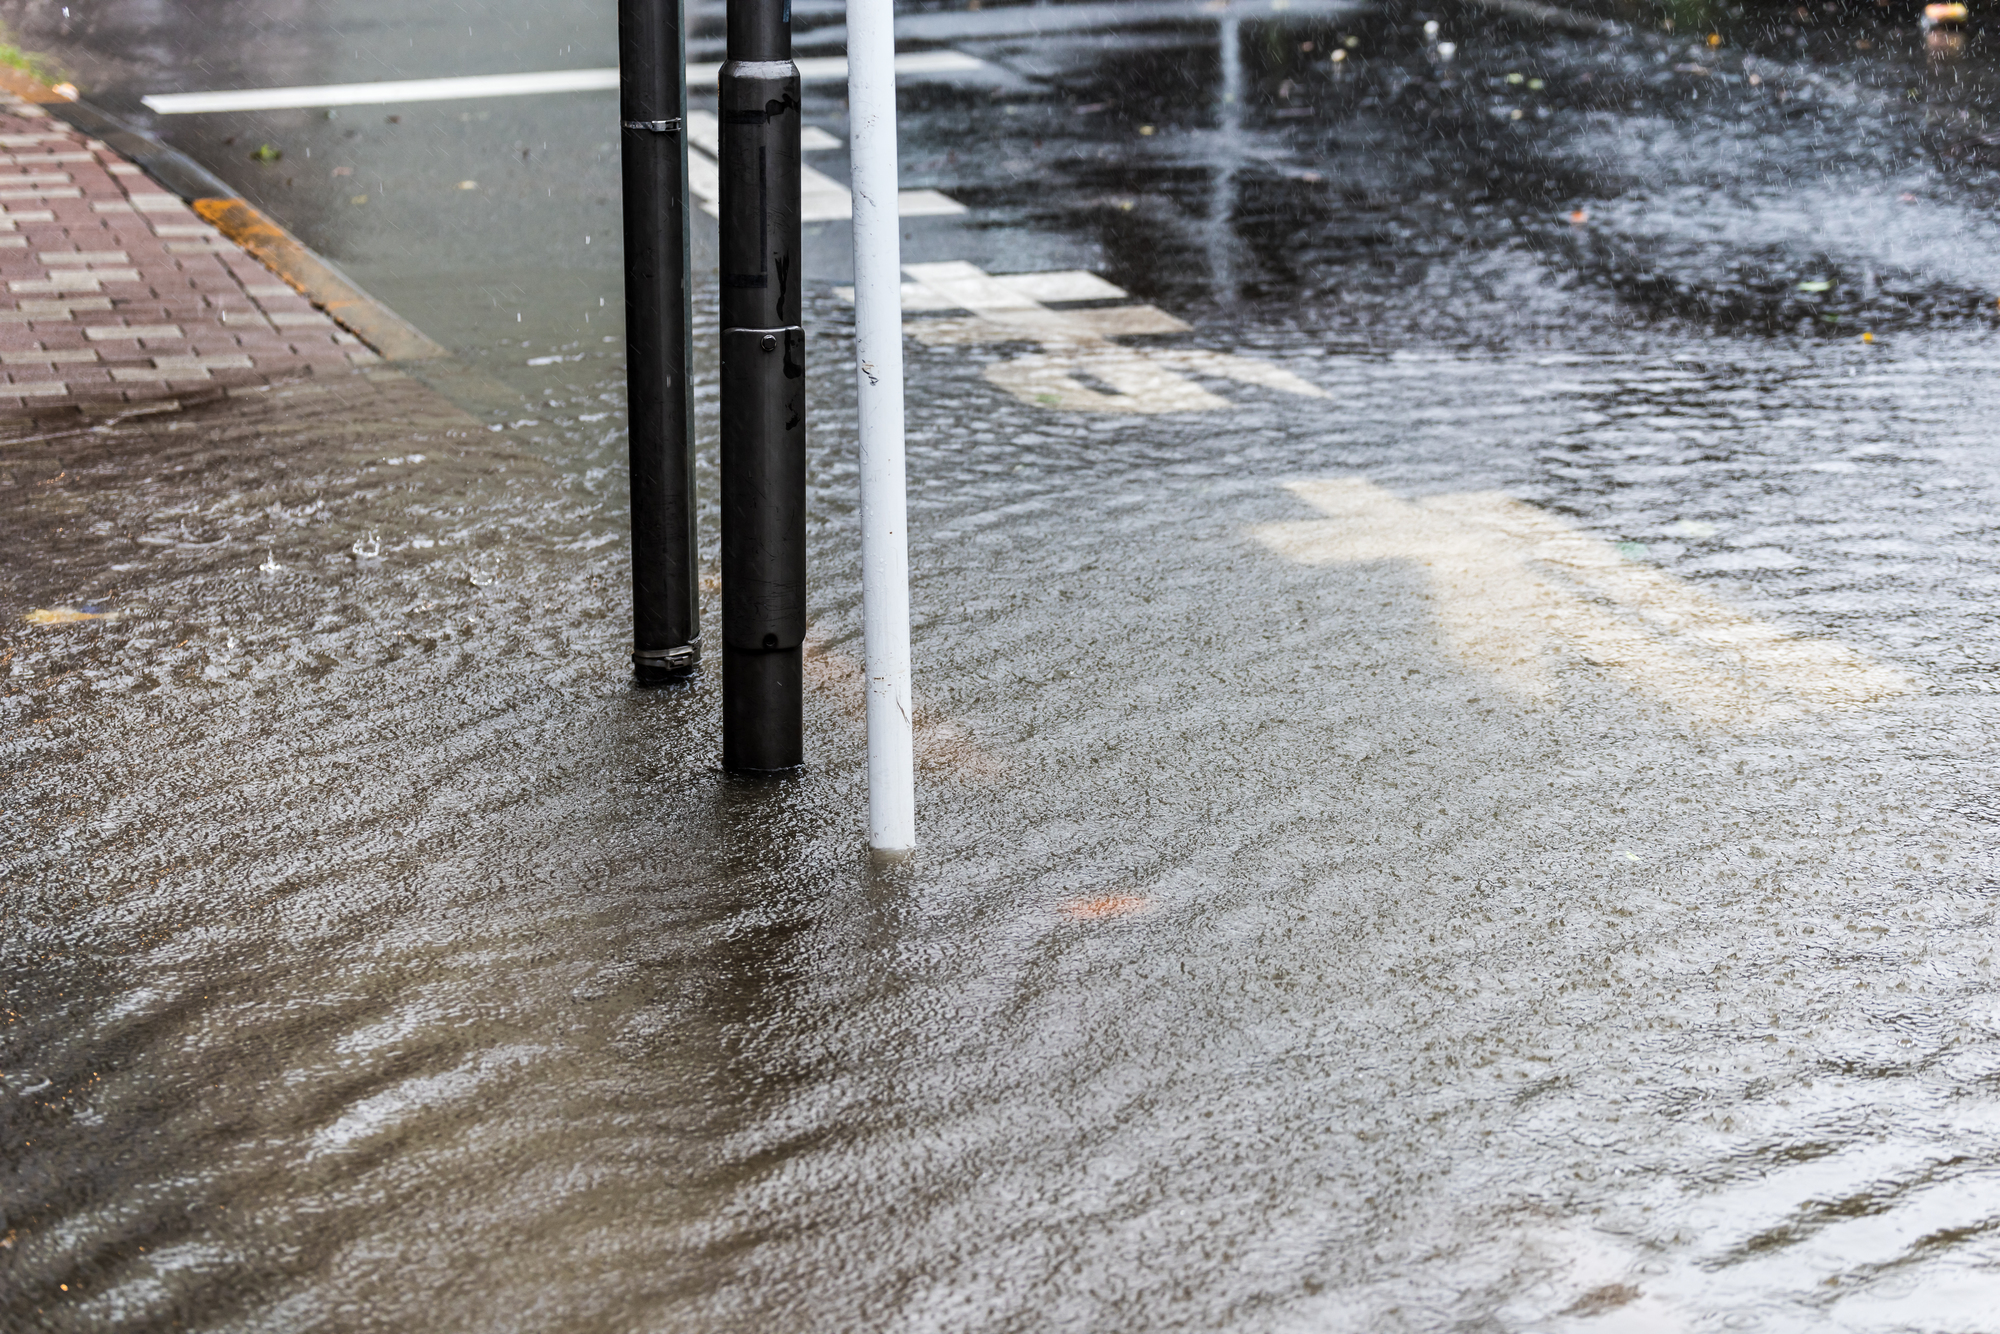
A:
[{"left": 8, "top": 0, "right": 2000, "bottom": 1329}]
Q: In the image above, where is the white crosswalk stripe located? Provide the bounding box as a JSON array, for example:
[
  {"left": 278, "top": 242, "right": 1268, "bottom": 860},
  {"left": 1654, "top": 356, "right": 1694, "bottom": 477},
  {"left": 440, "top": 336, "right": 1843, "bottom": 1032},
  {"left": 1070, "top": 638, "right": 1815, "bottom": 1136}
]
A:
[
  {"left": 1254, "top": 478, "right": 1915, "bottom": 723},
  {"left": 863, "top": 260, "right": 1326, "bottom": 414},
  {"left": 683, "top": 109, "right": 964, "bottom": 223}
]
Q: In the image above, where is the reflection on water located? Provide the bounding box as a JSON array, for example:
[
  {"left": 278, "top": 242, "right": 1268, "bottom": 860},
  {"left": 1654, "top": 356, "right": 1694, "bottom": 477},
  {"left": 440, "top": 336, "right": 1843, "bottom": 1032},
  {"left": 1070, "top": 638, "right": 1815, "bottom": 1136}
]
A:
[{"left": 1209, "top": 14, "right": 1244, "bottom": 308}]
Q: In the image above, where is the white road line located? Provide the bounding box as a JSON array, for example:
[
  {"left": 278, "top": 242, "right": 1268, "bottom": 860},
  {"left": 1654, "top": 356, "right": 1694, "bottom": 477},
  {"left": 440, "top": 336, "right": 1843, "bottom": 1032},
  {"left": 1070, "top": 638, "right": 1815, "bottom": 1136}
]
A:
[
  {"left": 147, "top": 69, "right": 618, "bottom": 114},
  {"left": 974, "top": 270, "right": 1128, "bottom": 305},
  {"left": 683, "top": 110, "right": 723, "bottom": 155},
  {"left": 885, "top": 189, "right": 965, "bottom": 218},
  {"left": 879, "top": 260, "right": 1325, "bottom": 413},
  {"left": 1253, "top": 478, "right": 1914, "bottom": 723},
  {"left": 835, "top": 271, "right": 1129, "bottom": 309},
  {"left": 684, "top": 110, "right": 844, "bottom": 156},
  {"left": 802, "top": 166, "right": 856, "bottom": 222},
  {"left": 683, "top": 111, "right": 965, "bottom": 222},
  {"left": 142, "top": 51, "right": 987, "bottom": 115}
]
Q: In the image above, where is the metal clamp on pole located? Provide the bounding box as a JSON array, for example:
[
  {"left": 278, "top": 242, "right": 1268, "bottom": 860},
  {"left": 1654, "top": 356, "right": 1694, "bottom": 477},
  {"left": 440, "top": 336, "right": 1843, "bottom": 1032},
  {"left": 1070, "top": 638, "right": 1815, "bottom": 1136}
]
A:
[
  {"left": 634, "top": 644, "right": 700, "bottom": 674},
  {"left": 719, "top": 0, "right": 805, "bottom": 771},
  {"left": 620, "top": 0, "right": 701, "bottom": 686}
]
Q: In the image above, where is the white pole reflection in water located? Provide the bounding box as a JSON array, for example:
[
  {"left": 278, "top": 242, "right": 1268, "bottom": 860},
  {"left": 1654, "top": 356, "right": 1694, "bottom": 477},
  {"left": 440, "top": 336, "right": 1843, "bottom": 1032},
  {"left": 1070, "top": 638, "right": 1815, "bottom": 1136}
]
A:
[{"left": 1209, "top": 15, "right": 1242, "bottom": 306}]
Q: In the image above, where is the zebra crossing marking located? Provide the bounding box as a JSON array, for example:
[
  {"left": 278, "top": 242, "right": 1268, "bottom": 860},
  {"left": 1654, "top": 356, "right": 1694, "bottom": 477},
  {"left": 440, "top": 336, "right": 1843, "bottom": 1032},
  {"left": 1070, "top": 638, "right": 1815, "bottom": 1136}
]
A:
[
  {"left": 684, "top": 110, "right": 965, "bottom": 223},
  {"left": 858, "top": 260, "right": 1327, "bottom": 414},
  {"left": 1254, "top": 478, "right": 1915, "bottom": 722}
]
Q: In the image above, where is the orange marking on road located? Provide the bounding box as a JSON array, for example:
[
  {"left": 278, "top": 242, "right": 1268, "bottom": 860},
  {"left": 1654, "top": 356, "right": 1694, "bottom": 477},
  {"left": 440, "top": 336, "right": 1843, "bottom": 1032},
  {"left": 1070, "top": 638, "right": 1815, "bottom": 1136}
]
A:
[{"left": 1060, "top": 894, "right": 1152, "bottom": 919}]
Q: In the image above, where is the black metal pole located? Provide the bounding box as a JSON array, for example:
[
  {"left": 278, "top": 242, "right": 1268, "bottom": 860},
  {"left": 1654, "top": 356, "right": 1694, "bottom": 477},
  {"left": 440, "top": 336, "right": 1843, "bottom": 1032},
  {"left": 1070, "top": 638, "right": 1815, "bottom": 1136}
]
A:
[
  {"left": 719, "top": 0, "right": 805, "bottom": 770},
  {"left": 620, "top": 0, "right": 700, "bottom": 685}
]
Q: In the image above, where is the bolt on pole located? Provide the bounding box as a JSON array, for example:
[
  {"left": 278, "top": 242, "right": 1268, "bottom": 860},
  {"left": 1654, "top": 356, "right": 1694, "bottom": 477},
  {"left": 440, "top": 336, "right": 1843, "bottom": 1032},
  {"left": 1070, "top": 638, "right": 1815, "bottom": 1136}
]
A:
[
  {"left": 847, "top": 0, "right": 918, "bottom": 850},
  {"left": 719, "top": 0, "right": 806, "bottom": 771},
  {"left": 619, "top": 0, "right": 700, "bottom": 685}
]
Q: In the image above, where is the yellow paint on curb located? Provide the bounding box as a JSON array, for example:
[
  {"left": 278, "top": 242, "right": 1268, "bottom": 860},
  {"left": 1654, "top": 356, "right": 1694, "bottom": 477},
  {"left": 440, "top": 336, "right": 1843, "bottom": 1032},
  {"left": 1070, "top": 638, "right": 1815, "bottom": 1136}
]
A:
[
  {"left": 192, "top": 198, "right": 448, "bottom": 362},
  {"left": 0, "top": 63, "right": 66, "bottom": 105}
]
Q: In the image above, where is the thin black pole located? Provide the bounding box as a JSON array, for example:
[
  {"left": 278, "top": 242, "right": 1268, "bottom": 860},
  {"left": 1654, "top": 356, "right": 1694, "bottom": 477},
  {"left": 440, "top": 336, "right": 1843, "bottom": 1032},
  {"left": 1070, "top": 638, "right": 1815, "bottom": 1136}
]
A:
[
  {"left": 620, "top": 0, "right": 700, "bottom": 685},
  {"left": 719, "top": 0, "right": 805, "bottom": 770}
]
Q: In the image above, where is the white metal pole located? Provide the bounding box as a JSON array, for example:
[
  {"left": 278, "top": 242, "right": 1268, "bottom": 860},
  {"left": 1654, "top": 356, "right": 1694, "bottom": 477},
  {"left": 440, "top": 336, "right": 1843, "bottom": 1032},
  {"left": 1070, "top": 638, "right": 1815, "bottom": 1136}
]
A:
[{"left": 846, "top": 0, "right": 917, "bottom": 852}]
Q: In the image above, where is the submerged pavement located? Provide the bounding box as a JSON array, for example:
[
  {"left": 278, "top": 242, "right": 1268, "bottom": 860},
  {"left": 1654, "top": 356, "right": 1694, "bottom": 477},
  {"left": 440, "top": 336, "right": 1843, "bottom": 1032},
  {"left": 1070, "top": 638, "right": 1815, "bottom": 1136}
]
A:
[{"left": 8, "top": 0, "right": 2000, "bottom": 1330}]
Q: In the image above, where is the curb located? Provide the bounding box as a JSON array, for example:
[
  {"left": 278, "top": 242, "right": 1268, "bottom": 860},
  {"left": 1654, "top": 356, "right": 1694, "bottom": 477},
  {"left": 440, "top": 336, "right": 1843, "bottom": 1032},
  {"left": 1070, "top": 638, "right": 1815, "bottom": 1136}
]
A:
[{"left": 0, "top": 70, "right": 449, "bottom": 363}]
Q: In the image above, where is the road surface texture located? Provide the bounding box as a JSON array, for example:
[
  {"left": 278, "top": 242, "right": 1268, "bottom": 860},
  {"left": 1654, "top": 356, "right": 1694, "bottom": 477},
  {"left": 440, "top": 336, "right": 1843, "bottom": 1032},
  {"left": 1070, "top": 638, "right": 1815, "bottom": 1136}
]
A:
[{"left": 7, "top": 0, "right": 2000, "bottom": 1330}]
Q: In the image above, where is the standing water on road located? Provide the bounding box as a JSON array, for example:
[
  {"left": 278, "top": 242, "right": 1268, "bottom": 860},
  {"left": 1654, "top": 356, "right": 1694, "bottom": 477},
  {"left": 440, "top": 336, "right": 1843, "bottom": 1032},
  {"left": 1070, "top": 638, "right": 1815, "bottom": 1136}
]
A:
[{"left": 7, "top": 0, "right": 2000, "bottom": 1329}]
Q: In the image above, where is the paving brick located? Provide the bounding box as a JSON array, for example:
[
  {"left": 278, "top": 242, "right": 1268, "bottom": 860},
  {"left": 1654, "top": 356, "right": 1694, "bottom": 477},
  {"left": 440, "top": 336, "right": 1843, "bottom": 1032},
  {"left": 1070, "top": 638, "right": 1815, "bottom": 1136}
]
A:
[
  {"left": 11, "top": 273, "right": 108, "bottom": 293},
  {"left": 85, "top": 323, "right": 183, "bottom": 340},
  {"left": 25, "top": 298, "right": 110, "bottom": 314},
  {"left": 40, "top": 249, "right": 130, "bottom": 264},
  {"left": 212, "top": 325, "right": 287, "bottom": 341},
  {"left": 0, "top": 348, "right": 97, "bottom": 363},
  {"left": 157, "top": 353, "right": 254, "bottom": 370},
  {"left": 0, "top": 99, "right": 389, "bottom": 417}
]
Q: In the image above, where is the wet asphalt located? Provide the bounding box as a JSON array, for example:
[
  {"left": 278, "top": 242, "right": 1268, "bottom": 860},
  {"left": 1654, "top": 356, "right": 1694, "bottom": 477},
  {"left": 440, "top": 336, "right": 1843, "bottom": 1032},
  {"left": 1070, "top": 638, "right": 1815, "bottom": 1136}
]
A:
[{"left": 8, "top": 0, "right": 2000, "bottom": 1329}]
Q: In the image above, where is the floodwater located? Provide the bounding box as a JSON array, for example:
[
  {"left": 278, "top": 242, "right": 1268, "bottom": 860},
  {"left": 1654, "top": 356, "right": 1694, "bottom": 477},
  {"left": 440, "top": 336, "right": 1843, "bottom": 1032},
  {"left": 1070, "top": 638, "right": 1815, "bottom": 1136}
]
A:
[{"left": 8, "top": 0, "right": 2000, "bottom": 1329}]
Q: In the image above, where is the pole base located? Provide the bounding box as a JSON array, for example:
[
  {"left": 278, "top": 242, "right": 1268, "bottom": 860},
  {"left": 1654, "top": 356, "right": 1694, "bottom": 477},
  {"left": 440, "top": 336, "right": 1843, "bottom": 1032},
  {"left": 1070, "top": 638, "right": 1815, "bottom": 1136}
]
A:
[
  {"left": 723, "top": 643, "right": 803, "bottom": 771},
  {"left": 633, "top": 641, "right": 701, "bottom": 687}
]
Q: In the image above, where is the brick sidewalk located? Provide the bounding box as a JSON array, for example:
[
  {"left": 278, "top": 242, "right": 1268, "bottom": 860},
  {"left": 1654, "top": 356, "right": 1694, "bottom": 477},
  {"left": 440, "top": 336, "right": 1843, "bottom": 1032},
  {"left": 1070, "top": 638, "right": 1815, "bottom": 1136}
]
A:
[{"left": 0, "top": 90, "right": 380, "bottom": 418}]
